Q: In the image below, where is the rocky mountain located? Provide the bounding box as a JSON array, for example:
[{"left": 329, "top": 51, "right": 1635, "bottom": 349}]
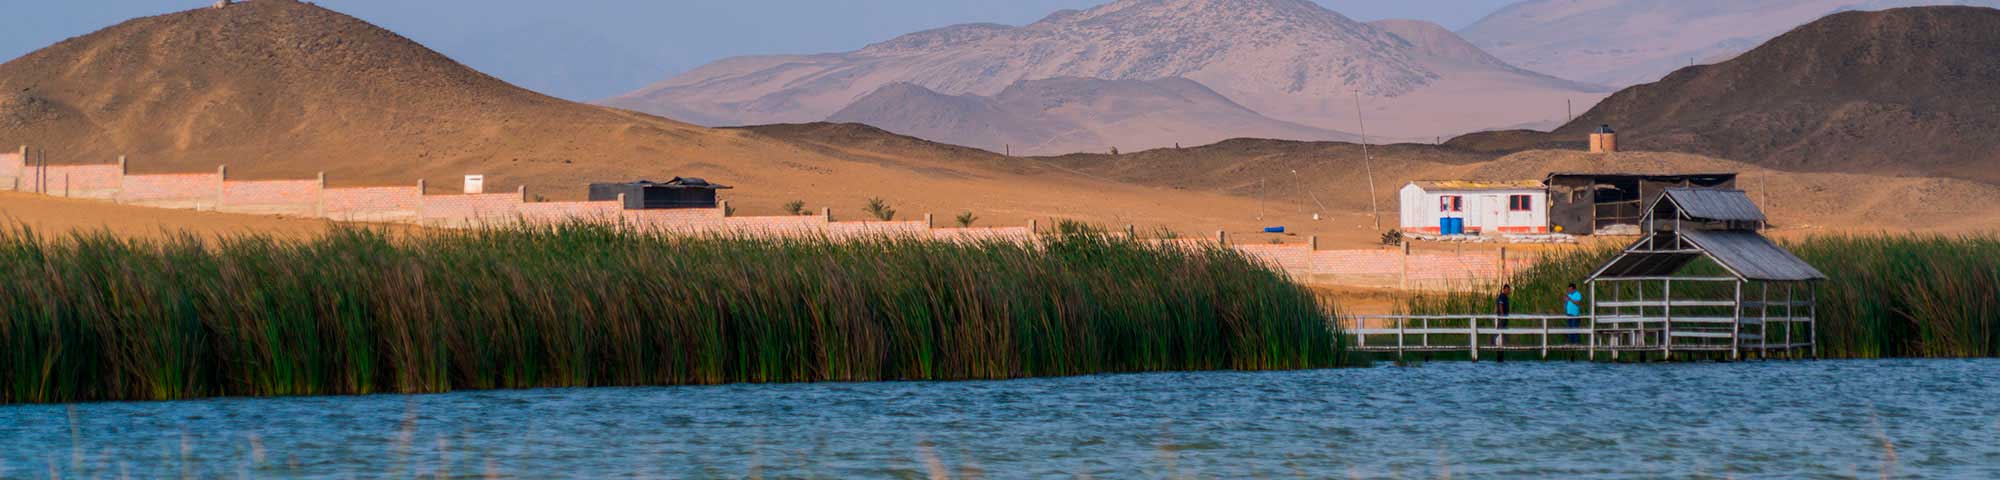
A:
[
  {"left": 604, "top": 0, "right": 1607, "bottom": 142},
  {"left": 826, "top": 77, "right": 1354, "bottom": 155},
  {"left": 1460, "top": 0, "right": 2000, "bottom": 87},
  {"left": 1461, "top": 6, "right": 2000, "bottom": 184}
]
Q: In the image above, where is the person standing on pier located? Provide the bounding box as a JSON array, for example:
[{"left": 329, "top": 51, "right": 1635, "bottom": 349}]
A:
[
  {"left": 1494, "top": 284, "right": 1512, "bottom": 347},
  {"left": 1566, "top": 284, "right": 1584, "bottom": 344}
]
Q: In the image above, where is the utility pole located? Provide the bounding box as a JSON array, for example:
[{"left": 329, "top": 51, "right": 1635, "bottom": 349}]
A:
[{"left": 1355, "top": 90, "right": 1381, "bottom": 230}]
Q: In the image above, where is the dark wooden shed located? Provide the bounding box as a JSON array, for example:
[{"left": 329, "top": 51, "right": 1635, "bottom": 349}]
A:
[
  {"left": 588, "top": 177, "right": 732, "bottom": 210},
  {"left": 1544, "top": 172, "right": 1737, "bottom": 235}
]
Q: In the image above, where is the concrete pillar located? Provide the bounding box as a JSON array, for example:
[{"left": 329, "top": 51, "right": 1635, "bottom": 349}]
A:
[
  {"left": 215, "top": 165, "right": 228, "bottom": 210},
  {"left": 821, "top": 206, "right": 832, "bottom": 222},
  {"left": 1308, "top": 235, "right": 1319, "bottom": 250},
  {"left": 615, "top": 193, "right": 627, "bottom": 210},
  {"left": 518, "top": 185, "right": 528, "bottom": 202},
  {"left": 117, "top": 155, "right": 127, "bottom": 175},
  {"left": 924, "top": 213, "right": 934, "bottom": 228},
  {"left": 315, "top": 172, "right": 327, "bottom": 218},
  {"left": 417, "top": 179, "right": 428, "bottom": 195},
  {"left": 1217, "top": 230, "right": 1228, "bottom": 245},
  {"left": 718, "top": 200, "right": 730, "bottom": 217}
]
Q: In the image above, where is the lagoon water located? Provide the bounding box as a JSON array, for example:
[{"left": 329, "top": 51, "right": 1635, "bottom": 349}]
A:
[{"left": 4, "top": 359, "right": 1997, "bottom": 478}]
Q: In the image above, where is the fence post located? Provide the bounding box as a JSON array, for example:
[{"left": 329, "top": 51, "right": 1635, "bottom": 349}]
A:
[
  {"left": 1216, "top": 230, "right": 1227, "bottom": 246},
  {"left": 822, "top": 206, "right": 833, "bottom": 222},
  {"left": 1400, "top": 240, "right": 1411, "bottom": 290},
  {"left": 924, "top": 213, "right": 934, "bottom": 229},
  {"left": 1540, "top": 317, "right": 1549, "bottom": 360},
  {"left": 1731, "top": 280, "right": 1743, "bottom": 361},
  {"left": 115, "top": 155, "right": 128, "bottom": 199},
  {"left": 1029, "top": 218, "right": 1037, "bottom": 234},
  {"left": 1588, "top": 281, "right": 1597, "bottom": 361},
  {"left": 1662, "top": 278, "right": 1674, "bottom": 361}
]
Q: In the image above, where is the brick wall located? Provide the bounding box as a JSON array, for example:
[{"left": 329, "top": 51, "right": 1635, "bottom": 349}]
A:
[
  {"left": 518, "top": 200, "right": 622, "bottom": 225},
  {"left": 220, "top": 180, "right": 320, "bottom": 216},
  {"left": 0, "top": 152, "right": 21, "bottom": 188},
  {"left": 930, "top": 227, "right": 1035, "bottom": 243},
  {"left": 419, "top": 193, "right": 523, "bottom": 228},
  {"left": 720, "top": 215, "right": 831, "bottom": 238},
  {"left": 824, "top": 220, "right": 931, "bottom": 240},
  {"left": 1235, "top": 244, "right": 1315, "bottom": 273},
  {"left": 20, "top": 165, "right": 122, "bottom": 199},
  {"left": 620, "top": 208, "right": 726, "bottom": 231},
  {"left": 119, "top": 173, "right": 222, "bottom": 209},
  {"left": 323, "top": 187, "right": 423, "bottom": 223}
]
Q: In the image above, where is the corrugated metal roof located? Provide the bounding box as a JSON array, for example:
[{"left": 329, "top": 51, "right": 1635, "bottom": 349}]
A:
[
  {"left": 1663, "top": 188, "right": 1764, "bottom": 222},
  {"left": 1409, "top": 180, "right": 1544, "bottom": 191},
  {"left": 1681, "top": 230, "right": 1826, "bottom": 281}
]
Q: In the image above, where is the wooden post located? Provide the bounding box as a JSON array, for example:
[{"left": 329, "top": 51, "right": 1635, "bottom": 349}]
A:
[
  {"left": 1662, "top": 278, "right": 1673, "bottom": 361},
  {"left": 1731, "top": 280, "right": 1743, "bottom": 361},
  {"left": 1028, "top": 218, "right": 1037, "bottom": 234},
  {"left": 717, "top": 199, "right": 729, "bottom": 217},
  {"left": 1761, "top": 282, "right": 1771, "bottom": 358},
  {"left": 1307, "top": 235, "right": 1318, "bottom": 250},
  {"left": 1126, "top": 224, "right": 1136, "bottom": 239},
  {"left": 822, "top": 206, "right": 833, "bottom": 222},
  {"left": 1540, "top": 316, "right": 1549, "bottom": 360},
  {"left": 1808, "top": 286, "right": 1818, "bottom": 360},
  {"left": 1588, "top": 280, "right": 1597, "bottom": 361},
  {"left": 1216, "top": 230, "right": 1227, "bottom": 245},
  {"left": 924, "top": 213, "right": 934, "bottom": 229},
  {"left": 1469, "top": 315, "right": 1480, "bottom": 362},
  {"left": 1396, "top": 316, "right": 1406, "bottom": 363},
  {"left": 518, "top": 185, "right": 528, "bottom": 202}
]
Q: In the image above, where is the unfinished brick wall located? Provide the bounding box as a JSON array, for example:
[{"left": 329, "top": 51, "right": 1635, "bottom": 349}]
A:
[
  {"left": 420, "top": 193, "right": 523, "bottom": 228},
  {"left": 220, "top": 180, "right": 320, "bottom": 216},
  {"left": 518, "top": 200, "right": 622, "bottom": 225},
  {"left": 323, "top": 187, "right": 423, "bottom": 223},
  {"left": 119, "top": 173, "right": 223, "bottom": 209}
]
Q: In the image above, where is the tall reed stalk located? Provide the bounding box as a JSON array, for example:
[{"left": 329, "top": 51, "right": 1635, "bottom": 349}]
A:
[
  {"left": 0, "top": 223, "right": 1348, "bottom": 404},
  {"left": 1404, "top": 235, "right": 1999, "bottom": 359}
]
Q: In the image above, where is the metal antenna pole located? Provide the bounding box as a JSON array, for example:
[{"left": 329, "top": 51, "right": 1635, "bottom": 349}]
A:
[{"left": 1355, "top": 90, "right": 1381, "bottom": 230}]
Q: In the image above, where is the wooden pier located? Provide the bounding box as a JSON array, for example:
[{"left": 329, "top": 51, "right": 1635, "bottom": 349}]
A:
[
  {"left": 1344, "top": 188, "right": 1826, "bottom": 362},
  {"left": 1340, "top": 310, "right": 1817, "bottom": 361}
]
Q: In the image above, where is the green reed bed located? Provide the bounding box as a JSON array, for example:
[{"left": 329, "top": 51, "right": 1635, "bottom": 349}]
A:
[
  {"left": 0, "top": 223, "right": 1348, "bottom": 404},
  {"left": 1405, "top": 235, "right": 2000, "bottom": 359}
]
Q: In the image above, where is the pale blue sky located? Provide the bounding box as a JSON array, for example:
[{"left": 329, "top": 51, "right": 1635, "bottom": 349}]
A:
[{"left": 0, "top": 1, "right": 1519, "bottom": 101}]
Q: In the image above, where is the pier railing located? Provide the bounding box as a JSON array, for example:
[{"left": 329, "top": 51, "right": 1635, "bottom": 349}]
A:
[{"left": 1339, "top": 312, "right": 1814, "bottom": 361}]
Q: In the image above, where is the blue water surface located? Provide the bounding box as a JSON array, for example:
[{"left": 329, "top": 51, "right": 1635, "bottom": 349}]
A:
[{"left": 3, "top": 359, "right": 1997, "bottom": 478}]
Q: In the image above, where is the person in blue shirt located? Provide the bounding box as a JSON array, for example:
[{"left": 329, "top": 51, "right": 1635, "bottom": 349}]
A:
[{"left": 1565, "top": 283, "right": 1584, "bottom": 344}]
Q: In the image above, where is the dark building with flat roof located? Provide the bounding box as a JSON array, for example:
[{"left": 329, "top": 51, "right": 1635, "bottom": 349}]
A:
[
  {"left": 1545, "top": 172, "right": 1737, "bottom": 235},
  {"left": 588, "top": 177, "right": 732, "bottom": 210}
]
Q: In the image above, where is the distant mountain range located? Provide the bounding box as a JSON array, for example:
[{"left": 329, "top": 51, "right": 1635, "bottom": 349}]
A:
[
  {"left": 827, "top": 78, "right": 1354, "bottom": 156},
  {"left": 1460, "top": 0, "right": 2000, "bottom": 87},
  {"left": 604, "top": 0, "right": 1607, "bottom": 153}
]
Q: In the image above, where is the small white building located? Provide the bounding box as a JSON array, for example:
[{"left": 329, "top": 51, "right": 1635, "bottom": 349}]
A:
[{"left": 1399, "top": 180, "right": 1549, "bottom": 236}]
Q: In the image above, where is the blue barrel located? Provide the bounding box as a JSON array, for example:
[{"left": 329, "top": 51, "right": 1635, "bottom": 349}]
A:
[
  {"left": 1450, "top": 218, "right": 1466, "bottom": 235},
  {"left": 1439, "top": 218, "right": 1452, "bottom": 235}
]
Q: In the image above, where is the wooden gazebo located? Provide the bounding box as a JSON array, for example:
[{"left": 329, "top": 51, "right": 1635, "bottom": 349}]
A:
[{"left": 1586, "top": 188, "right": 1826, "bottom": 360}]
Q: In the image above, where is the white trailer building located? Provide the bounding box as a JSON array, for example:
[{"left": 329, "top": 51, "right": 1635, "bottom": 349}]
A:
[{"left": 1398, "top": 180, "right": 1549, "bottom": 236}]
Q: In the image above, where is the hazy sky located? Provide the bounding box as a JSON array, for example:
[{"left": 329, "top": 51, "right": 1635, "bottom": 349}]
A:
[{"left": 1, "top": 0, "right": 1520, "bottom": 101}]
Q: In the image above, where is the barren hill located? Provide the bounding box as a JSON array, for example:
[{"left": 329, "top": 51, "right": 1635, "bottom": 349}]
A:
[
  {"left": 1550, "top": 6, "right": 2000, "bottom": 183},
  {"left": 1459, "top": 0, "right": 2000, "bottom": 87},
  {"left": 605, "top": 0, "right": 1605, "bottom": 141},
  {"left": 827, "top": 77, "right": 1355, "bottom": 155},
  {"left": 0, "top": 1, "right": 1375, "bottom": 242}
]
